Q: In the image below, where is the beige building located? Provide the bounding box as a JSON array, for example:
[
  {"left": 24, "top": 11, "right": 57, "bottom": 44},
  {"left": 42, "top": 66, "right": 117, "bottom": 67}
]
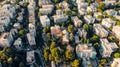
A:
[
  {"left": 52, "top": 10, "right": 68, "bottom": 23},
  {"left": 100, "top": 39, "right": 118, "bottom": 57},
  {"left": 93, "top": 24, "right": 108, "bottom": 38},
  {"left": 111, "top": 58, "right": 120, "bottom": 67},
  {"left": 27, "top": 33, "right": 36, "bottom": 46},
  {"left": 102, "top": 18, "right": 116, "bottom": 28},
  {"left": 0, "top": 32, "right": 13, "bottom": 47},
  {"left": 112, "top": 25, "right": 120, "bottom": 40},
  {"left": 71, "top": 16, "right": 83, "bottom": 27},
  {"left": 26, "top": 51, "right": 35, "bottom": 64},
  {"left": 29, "top": 23, "right": 36, "bottom": 37},
  {"left": 76, "top": 44, "right": 96, "bottom": 59},
  {"left": 39, "top": 5, "right": 54, "bottom": 15},
  {"left": 40, "top": 15, "right": 50, "bottom": 27},
  {"left": 51, "top": 25, "right": 61, "bottom": 36}
]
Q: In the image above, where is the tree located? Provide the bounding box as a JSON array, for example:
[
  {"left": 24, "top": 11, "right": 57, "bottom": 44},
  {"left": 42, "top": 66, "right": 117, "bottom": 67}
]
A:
[
  {"left": 98, "top": 2, "right": 105, "bottom": 9},
  {"left": 114, "top": 53, "right": 120, "bottom": 58},
  {"left": 65, "top": 10, "right": 71, "bottom": 15},
  {"left": 43, "top": 26, "right": 49, "bottom": 33},
  {"left": 56, "top": 4, "right": 61, "bottom": 9},
  {"left": 38, "top": 12, "right": 42, "bottom": 17},
  {"left": 51, "top": 48, "right": 59, "bottom": 58},
  {"left": 72, "top": 7, "right": 77, "bottom": 11},
  {"left": 94, "top": 42, "right": 100, "bottom": 49},
  {"left": 44, "top": 47, "right": 50, "bottom": 62},
  {"left": 116, "top": 21, "right": 120, "bottom": 25},
  {"left": 90, "top": 34, "right": 99, "bottom": 43},
  {"left": 18, "top": 29, "right": 24, "bottom": 35},
  {"left": 71, "top": 59, "right": 80, "bottom": 67},
  {"left": 52, "top": 0, "right": 60, "bottom": 3},
  {"left": 97, "top": 15, "right": 103, "bottom": 19},
  {"left": 65, "top": 49, "right": 74, "bottom": 60},
  {"left": 87, "top": 0, "right": 92, "bottom": 4},
  {"left": 19, "top": 62, "right": 25, "bottom": 67},
  {"left": 87, "top": 11, "right": 93, "bottom": 15},
  {"left": 68, "top": 25, "right": 73, "bottom": 33},
  {"left": 108, "top": 35, "right": 115, "bottom": 42},
  {"left": 47, "top": 33, "right": 51, "bottom": 41},
  {"left": 50, "top": 41, "right": 55, "bottom": 51},
  {"left": 35, "top": 6, "right": 39, "bottom": 11},
  {"left": 83, "top": 24, "right": 89, "bottom": 31},
  {"left": 23, "top": 2, "right": 29, "bottom": 7},
  {"left": 7, "top": 57, "right": 12, "bottom": 63},
  {"left": 72, "top": 11, "right": 77, "bottom": 16},
  {"left": 100, "top": 59, "right": 107, "bottom": 65},
  {"left": 69, "top": 33, "right": 73, "bottom": 41},
  {"left": 49, "top": 54, "right": 54, "bottom": 61},
  {"left": 15, "top": 0, "right": 20, "bottom": 4}
]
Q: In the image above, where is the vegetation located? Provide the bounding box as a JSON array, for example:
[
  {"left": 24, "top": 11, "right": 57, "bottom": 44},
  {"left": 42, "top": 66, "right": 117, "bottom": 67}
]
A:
[
  {"left": 22, "top": 2, "right": 29, "bottom": 7},
  {"left": 71, "top": 59, "right": 80, "bottom": 67},
  {"left": 114, "top": 53, "right": 120, "bottom": 58}
]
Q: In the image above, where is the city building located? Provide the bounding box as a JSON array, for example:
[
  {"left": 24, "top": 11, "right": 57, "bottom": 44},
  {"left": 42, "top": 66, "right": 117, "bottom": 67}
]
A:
[
  {"left": 51, "top": 61, "right": 56, "bottom": 67},
  {"left": 74, "top": 35, "right": 80, "bottom": 44},
  {"left": 0, "top": 4, "right": 15, "bottom": 18},
  {"left": 71, "top": 16, "right": 83, "bottom": 27},
  {"left": 28, "top": 3, "right": 36, "bottom": 24},
  {"left": 52, "top": 10, "right": 68, "bottom": 23},
  {"left": 76, "top": 44, "right": 97, "bottom": 59},
  {"left": 78, "top": 7, "right": 86, "bottom": 15},
  {"left": 26, "top": 51, "right": 35, "bottom": 64},
  {"left": 66, "top": 45, "right": 74, "bottom": 51},
  {"left": 13, "top": 23, "right": 21, "bottom": 29},
  {"left": 93, "top": 24, "right": 108, "bottom": 38},
  {"left": 5, "top": 0, "right": 16, "bottom": 3},
  {"left": 51, "top": 25, "right": 61, "bottom": 36},
  {"left": 77, "top": 2, "right": 88, "bottom": 9},
  {"left": 112, "top": 25, "right": 120, "bottom": 40},
  {"left": 87, "top": 5, "right": 97, "bottom": 12},
  {"left": 0, "top": 16, "right": 10, "bottom": 27},
  {"left": 115, "top": 15, "right": 120, "bottom": 20},
  {"left": 10, "top": 29, "right": 18, "bottom": 37},
  {"left": 100, "top": 39, "right": 118, "bottom": 57},
  {"left": 111, "top": 58, "right": 120, "bottom": 67},
  {"left": 84, "top": 15, "right": 95, "bottom": 24},
  {"left": 39, "top": 4, "right": 54, "bottom": 15},
  {"left": 62, "top": 30, "right": 69, "bottom": 43},
  {"left": 102, "top": 18, "right": 116, "bottom": 28},
  {"left": 0, "top": 32, "right": 13, "bottom": 47},
  {"left": 0, "top": 25, "right": 5, "bottom": 32},
  {"left": 105, "top": 9, "right": 117, "bottom": 16},
  {"left": 59, "top": 1, "right": 69, "bottom": 10},
  {"left": 104, "top": 0, "right": 116, "bottom": 5},
  {"left": 40, "top": 15, "right": 50, "bottom": 27},
  {"left": 13, "top": 38, "right": 22, "bottom": 50},
  {"left": 77, "top": 28, "right": 87, "bottom": 38},
  {"left": 29, "top": 23, "right": 36, "bottom": 37},
  {"left": 39, "top": 0, "right": 52, "bottom": 6},
  {"left": 27, "top": 33, "right": 36, "bottom": 46}
]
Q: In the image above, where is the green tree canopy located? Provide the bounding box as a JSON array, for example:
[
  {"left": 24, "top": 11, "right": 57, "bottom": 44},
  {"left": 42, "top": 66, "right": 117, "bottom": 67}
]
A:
[
  {"left": 44, "top": 47, "right": 50, "bottom": 62},
  {"left": 19, "top": 62, "right": 25, "bottom": 67},
  {"left": 114, "top": 53, "right": 120, "bottom": 58},
  {"left": 71, "top": 59, "right": 80, "bottom": 67},
  {"left": 98, "top": 2, "right": 105, "bottom": 9},
  {"left": 65, "top": 49, "right": 74, "bottom": 60},
  {"left": 18, "top": 29, "right": 24, "bottom": 35},
  {"left": 83, "top": 24, "right": 89, "bottom": 31},
  {"left": 68, "top": 25, "right": 73, "bottom": 33}
]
